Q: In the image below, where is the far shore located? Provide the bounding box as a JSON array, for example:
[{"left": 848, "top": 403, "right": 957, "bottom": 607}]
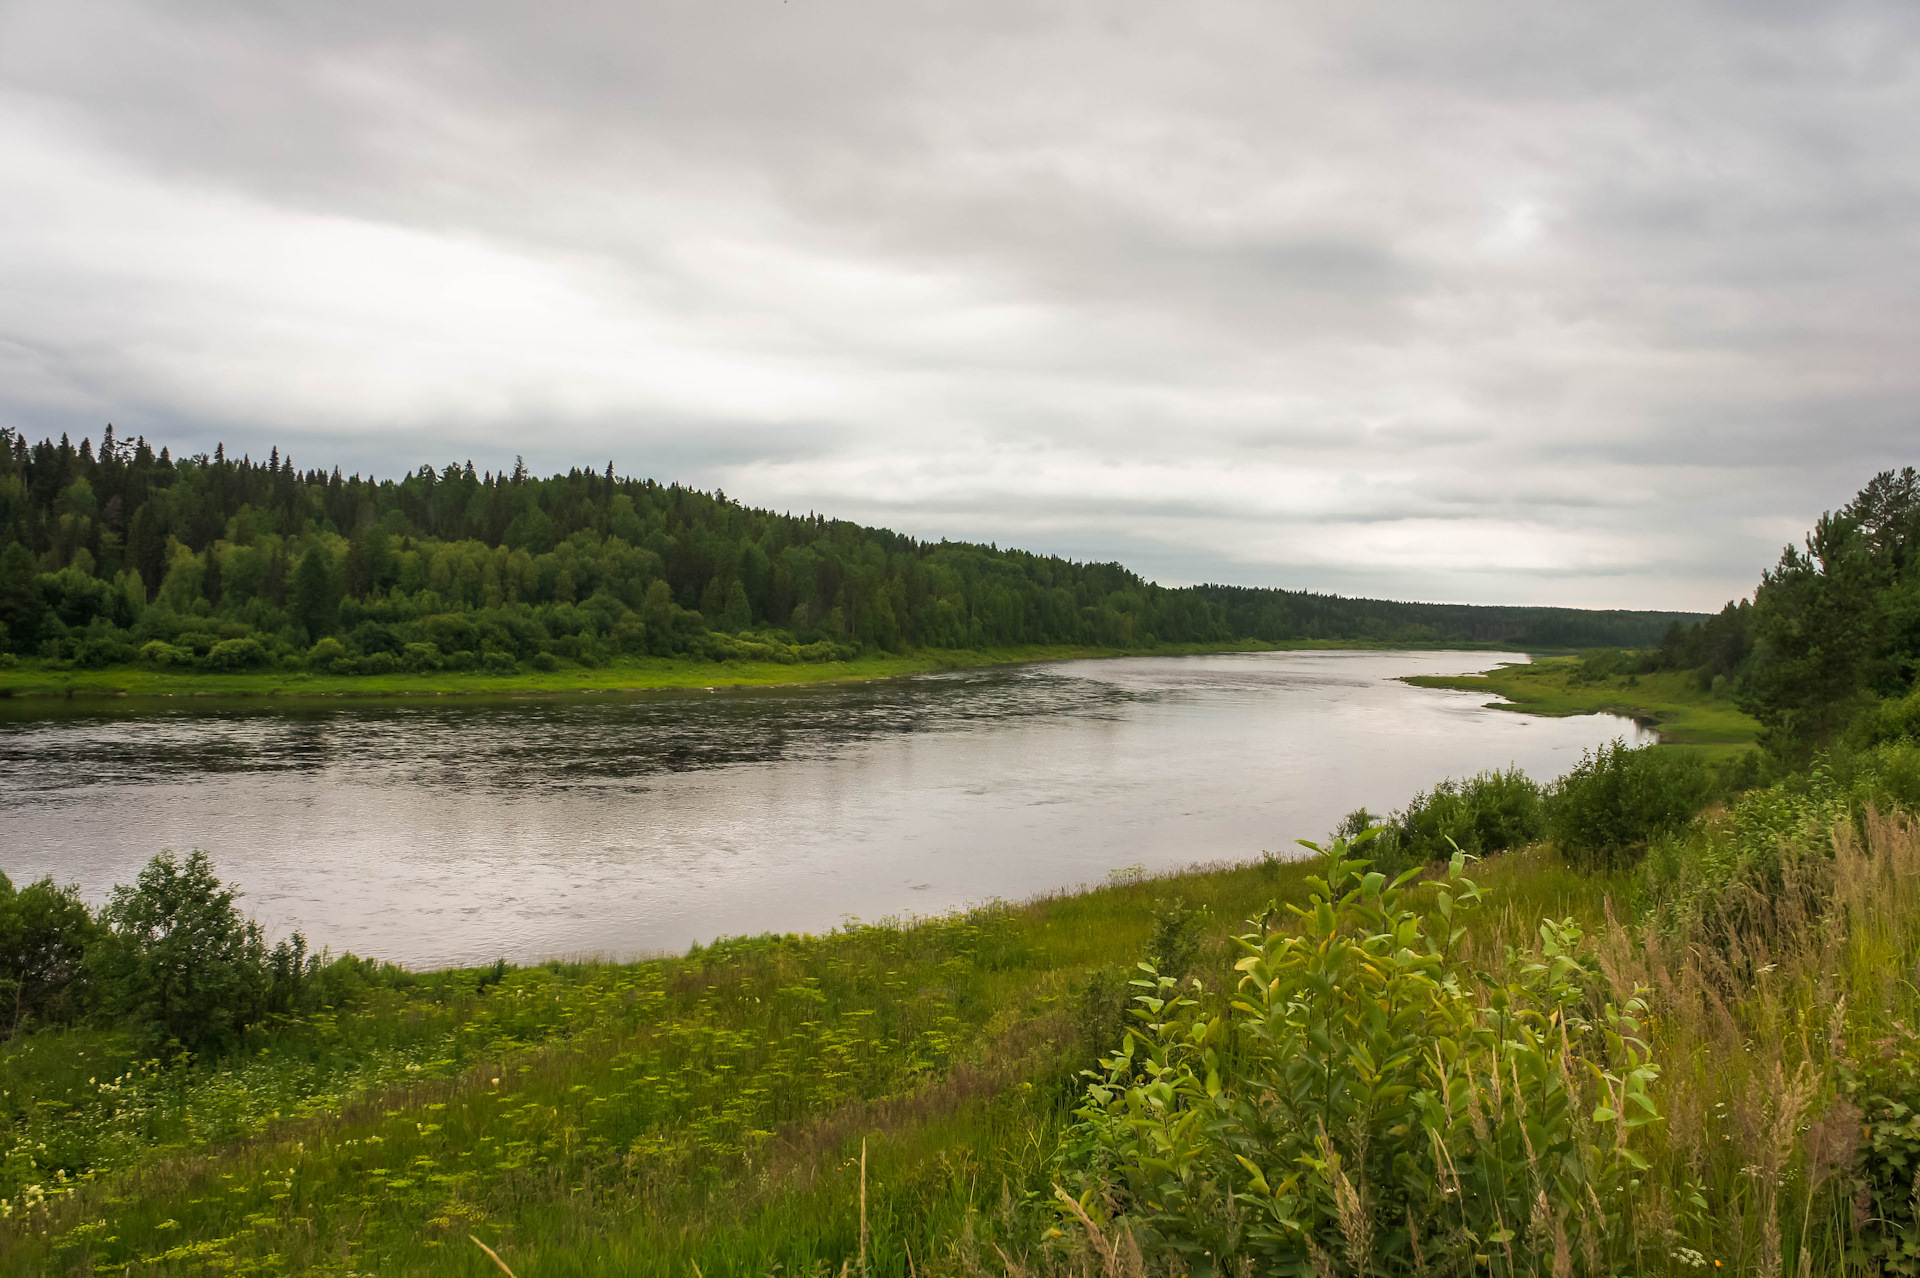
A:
[{"left": 0, "top": 638, "right": 1548, "bottom": 703}]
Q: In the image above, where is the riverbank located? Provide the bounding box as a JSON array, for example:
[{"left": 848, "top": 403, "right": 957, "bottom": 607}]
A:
[
  {"left": 6, "top": 779, "right": 1902, "bottom": 1276},
  {"left": 1403, "top": 653, "right": 1759, "bottom": 755},
  {"left": 0, "top": 637, "right": 1521, "bottom": 701},
  {"left": 0, "top": 842, "right": 1631, "bottom": 1275}
]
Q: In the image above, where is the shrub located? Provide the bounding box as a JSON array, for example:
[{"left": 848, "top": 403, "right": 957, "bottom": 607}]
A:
[
  {"left": 401, "top": 641, "right": 443, "bottom": 673},
  {"left": 1547, "top": 741, "right": 1712, "bottom": 868},
  {"left": 1063, "top": 836, "right": 1660, "bottom": 1273},
  {"left": 482, "top": 651, "right": 517, "bottom": 675},
  {"left": 1840, "top": 1024, "right": 1920, "bottom": 1273},
  {"left": 531, "top": 651, "right": 560, "bottom": 671},
  {"left": 1146, "top": 897, "right": 1206, "bottom": 980},
  {"left": 138, "top": 639, "right": 193, "bottom": 666},
  {"left": 306, "top": 636, "right": 348, "bottom": 672},
  {"left": 75, "top": 634, "right": 133, "bottom": 667},
  {"left": 201, "top": 637, "right": 269, "bottom": 671},
  {"left": 89, "top": 849, "right": 272, "bottom": 1052},
  {"left": 1376, "top": 766, "right": 1545, "bottom": 873},
  {"left": 1072, "top": 965, "right": 1133, "bottom": 1065},
  {"left": 0, "top": 873, "right": 101, "bottom": 1034}
]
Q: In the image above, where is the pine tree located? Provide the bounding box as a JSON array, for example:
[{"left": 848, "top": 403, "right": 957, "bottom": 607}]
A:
[{"left": 291, "top": 546, "right": 337, "bottom": 641}]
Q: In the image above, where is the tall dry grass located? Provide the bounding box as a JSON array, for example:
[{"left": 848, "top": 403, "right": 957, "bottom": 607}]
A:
[{"left": 1580, "top": 809, "right": 1920, "bottom": 1275}]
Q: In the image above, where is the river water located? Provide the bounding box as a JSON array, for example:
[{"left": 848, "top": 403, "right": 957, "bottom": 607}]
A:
[{"left": 0, "top": 650, "right": 1649, "bottom": 968}]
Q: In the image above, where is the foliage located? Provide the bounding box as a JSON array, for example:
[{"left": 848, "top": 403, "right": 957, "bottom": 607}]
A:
[
  {"left": 1145, "top": 898, "right": 1208, "bottom": 981},
  {"left": 1548, "top": 741, "right": 1712, "bottom": 869},
  {"left": 1742, "top": 467, "right": 1920, "bottom": 758},
  {"left": 0, "top": 427, "right": 1695, "bottom": 678},
  {"left": 0, "top": 875, "right": 100, "bottom": 1037},
  {"left": 1375, "top": 765, "right": 1545, "bottom": 874},
  {"left": 8, "top": 804, "right": 1920, "bottom": 1276},
  {"left": 1063, "top": 836, "right": 1659, "bottom": 1276},
  {"left": 87, "top": 850, "right": 315, "bottom": 1053}
]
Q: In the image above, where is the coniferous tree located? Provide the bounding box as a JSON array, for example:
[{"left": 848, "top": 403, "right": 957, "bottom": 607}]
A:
[{"left": 290, "top": 545, "right": 337, "bottom": 641}]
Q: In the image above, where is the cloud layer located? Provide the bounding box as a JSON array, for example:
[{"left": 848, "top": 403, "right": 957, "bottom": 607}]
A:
[{"left": 4, "top": 0, "right": 1918, "bottom": 608}]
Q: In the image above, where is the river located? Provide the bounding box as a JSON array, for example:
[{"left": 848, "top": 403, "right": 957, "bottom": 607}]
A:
[{"left": 0, "top": 649, "right": 1650, "bottom": 968}]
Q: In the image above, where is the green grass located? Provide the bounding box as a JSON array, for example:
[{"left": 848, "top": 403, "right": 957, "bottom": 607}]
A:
[
  {"left": 0, "top": 848, "right": 1630, "bottom": 1276},
  {"left": 0, "top": 640, "right": 1440, "bottom": 702},
  {"left": 0, "top": 637, "right": 1556, "bottom": 704},
  {"left": 1404, "top": 655, "right": 1760, "bottom": 759}
]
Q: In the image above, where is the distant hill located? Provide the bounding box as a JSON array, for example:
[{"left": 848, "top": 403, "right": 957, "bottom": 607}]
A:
[{"left": 0, "top": 427, "right": 1700, "bottom": 671}]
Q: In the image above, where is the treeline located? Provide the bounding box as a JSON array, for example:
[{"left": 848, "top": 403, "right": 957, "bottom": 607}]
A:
[
  {"left": 0, "top": 427, "right": 1696, "bottom": 674},
  {"left": 1590, "top": 466, "right": 1920, "bottom": 761},
  {"left": 1190, "top": 582, "right": 1699, "bottom": 648}
]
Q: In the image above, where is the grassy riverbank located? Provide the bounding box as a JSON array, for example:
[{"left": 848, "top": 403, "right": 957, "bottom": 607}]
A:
[
  {"left": 0, "top": 638, "right": 1512, "bottom": 701},
  {"left": 0, "top": 847, "right": 1627, "bottom": 1276},
  {"left": 1404, "top": 654, "right": 1760, "bottom": 755},
  {"left": 9, "top": 784, "right": 1918, "bottom": 1276}
]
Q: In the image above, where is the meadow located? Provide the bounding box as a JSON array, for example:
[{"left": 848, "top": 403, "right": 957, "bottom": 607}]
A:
[
  {"left": 0, "top": 640, "right": 1430, "bottom": 702},
  {"left": 1404, "top": 655, "right": 1760, "bottom": 758}
]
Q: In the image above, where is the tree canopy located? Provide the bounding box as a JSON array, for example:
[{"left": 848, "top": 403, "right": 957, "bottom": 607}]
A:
[{"left": 0, "top": 427, "right": 1697, "bottom": 672}]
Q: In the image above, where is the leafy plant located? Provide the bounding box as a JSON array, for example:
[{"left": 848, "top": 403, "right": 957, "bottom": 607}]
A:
[
  {"left": 1147, "top": 897, "right": 1207, "bottom": 981},
  {"left": 89, "top": 850, "right": 275, "bottom": 1052},
  {"left": 1376, "top": 766, "right": 1545, "bottom": 874},
  {"left": 1548, "top": 741, "right": 1711, "bottom": 869},
  {"left": 1063, "top": 834, "right": 1660, "bottom": 1276},
  {"left": 0, "top": 874, "right": 100, "bottom": 1036}
]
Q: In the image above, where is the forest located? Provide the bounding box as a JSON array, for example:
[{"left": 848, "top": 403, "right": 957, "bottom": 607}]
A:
[{"left": 0, "top": 427, "right": 1697, "bottom": 677}]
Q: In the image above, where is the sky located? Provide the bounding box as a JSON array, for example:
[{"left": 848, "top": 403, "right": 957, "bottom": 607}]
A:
[{"left": 3, "top": 1, "right": 1917, "bottom": 612}]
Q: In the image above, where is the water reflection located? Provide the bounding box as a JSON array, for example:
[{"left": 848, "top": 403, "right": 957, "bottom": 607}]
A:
[{"left": 0, "top": 650, "right": 1651, "bottom": 967}]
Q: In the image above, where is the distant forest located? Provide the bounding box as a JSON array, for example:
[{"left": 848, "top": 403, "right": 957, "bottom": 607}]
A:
[{"left": 0, "top": 427, "right": 1699, "bottom": 672}]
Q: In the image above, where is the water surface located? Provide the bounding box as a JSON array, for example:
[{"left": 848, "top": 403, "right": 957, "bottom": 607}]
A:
[{"left": 0, "top": 650, "right": 1650, "bottom": 967}]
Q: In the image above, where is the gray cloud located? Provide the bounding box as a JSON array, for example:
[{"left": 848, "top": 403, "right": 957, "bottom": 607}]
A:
[{"left": 3, "top": 0, "right": 1919, "bottom": 609}]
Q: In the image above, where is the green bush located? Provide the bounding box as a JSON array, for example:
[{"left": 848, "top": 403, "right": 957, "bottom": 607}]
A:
[
  {"left": 1145, "top": 897, "right": 1206, "bottom": 980},
  {"left": 1375, "top": 766, "right": 1545, "bottom": 874},
  {"left": 138, "top": 639, "right": 193, "bottom": 666},
  {"left": 0, "top": 873, "right": 101, "bottom": 1034},
  {"left": 531, "top": 651, "right": 561, "bottom": 671},
  {"left": 89, "top": 850, "right": 273, "bottom": 1052},
  {"left": 401, "top": 641, "right": 443, "bottom": 672},
  {"left": 306, "top": 636, "right": 348, "bottom": 671},
  {"left": 201, "top": 637, "right": 269, "bottom": 671},
  {"left": 1839, "top": 1024, "right": 1920, "bottom": 1273},
  {"left": 482, "top": 651, "right": 517, "bottom": 675},
  {"left": 1547, "top": 741, "right": 1711, "bottom": 868},
  {"left": 1063, "top": 836, "right": 1660, "bottom": 1273}
]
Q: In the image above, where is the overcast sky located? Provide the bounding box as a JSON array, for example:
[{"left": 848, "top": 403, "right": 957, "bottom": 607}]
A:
[{"left": 3, "top": 1, "right": 1916, "bottom": 610}]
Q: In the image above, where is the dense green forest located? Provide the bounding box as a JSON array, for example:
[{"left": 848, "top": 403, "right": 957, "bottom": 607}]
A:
[
  {"left": 0, "top": 427, "right": 1696, "bottom": 675},
  {"left": 1582, "top": 466, "right": 1920, "bottom": 762}
]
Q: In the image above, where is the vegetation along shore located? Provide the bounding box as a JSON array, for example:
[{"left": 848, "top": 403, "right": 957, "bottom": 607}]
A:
[
  {"left": 0, "top": 428, "right": 1695, "bottom": 699},
  {"left": 7, "top": 464, "right": 1920, "bottom": 1275}
]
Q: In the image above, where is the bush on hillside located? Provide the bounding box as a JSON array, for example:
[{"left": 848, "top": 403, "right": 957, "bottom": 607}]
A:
[
  {"left": 1370, "top": 767, "right": 1545, "bottom": 875},
  {"left": 1063, "top": 836, "right": 1660, "bottom": 1273},
  {"left": 0, "top": 873, "right": 102, "bottom": 1035},
  {"left": 1548, "top": 741, "right": 1712, "bottom": 869},
  {"left": 88, "top": 850, "right": 320, "bottom": 1053}
]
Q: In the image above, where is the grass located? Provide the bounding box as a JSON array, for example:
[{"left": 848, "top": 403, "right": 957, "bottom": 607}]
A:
[
  {"left": 1404, "top": 655, "right": 1760, "bottom": 759},
  {"left": 8, "top": 799, "right": 1913, "bottom": 1275},
  {"left": 0, "top": 639, "right": 1455, "bottom": 702},
  {"left": 0, "top": 848, "right": 1632, "bottom": 1276}
]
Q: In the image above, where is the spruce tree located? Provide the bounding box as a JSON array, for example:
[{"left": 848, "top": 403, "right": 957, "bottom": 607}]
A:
[{"left": 291, "top": 545, "right": 336, "bottom": 641}]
